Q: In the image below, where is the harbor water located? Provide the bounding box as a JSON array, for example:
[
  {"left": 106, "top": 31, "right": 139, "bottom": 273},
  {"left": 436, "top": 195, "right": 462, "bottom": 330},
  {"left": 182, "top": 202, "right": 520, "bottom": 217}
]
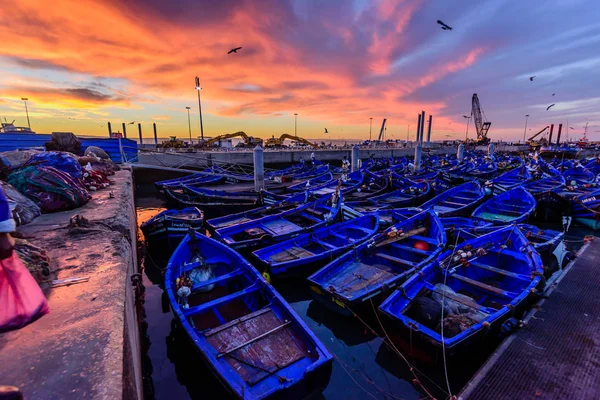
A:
[{"left": 135, "top": 176, "right": 592, "bottom": 399}]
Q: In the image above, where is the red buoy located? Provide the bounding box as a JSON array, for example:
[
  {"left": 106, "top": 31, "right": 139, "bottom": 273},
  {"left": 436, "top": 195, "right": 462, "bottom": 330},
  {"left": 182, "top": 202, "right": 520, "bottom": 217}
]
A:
[{"left": 414, "top": 241, "right": 430, "bottom": 251}]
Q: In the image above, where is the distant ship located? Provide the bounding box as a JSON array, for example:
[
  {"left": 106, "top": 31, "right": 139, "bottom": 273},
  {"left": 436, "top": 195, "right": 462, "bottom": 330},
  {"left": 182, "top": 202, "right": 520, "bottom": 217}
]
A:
[{"left": 0, "top": 121, "right": 36, "bottom": 134}]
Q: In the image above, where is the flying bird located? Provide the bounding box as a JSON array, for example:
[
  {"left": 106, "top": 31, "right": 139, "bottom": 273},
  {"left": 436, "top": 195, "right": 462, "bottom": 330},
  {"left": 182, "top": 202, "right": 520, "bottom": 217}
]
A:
[
  {"left": 546, "top": 103, "right": 555, "bottom": 111},
  {"left": 324, "top": 128, "right": 328, "bottom": 133},
  {"left": 128, "top": 121, "right": 136, "bottom": 125},
  {"left": 552, "top": 93, "right": 555, "bottom": 96},
  {"left": 437, "top": 20, "right": 452, "bottom": 30},
  {"left": 228, "top": 47, "right": 242, "bottom": 54},
  {"left": 529, "top": 76, "right": 536, "bottom": 81}
]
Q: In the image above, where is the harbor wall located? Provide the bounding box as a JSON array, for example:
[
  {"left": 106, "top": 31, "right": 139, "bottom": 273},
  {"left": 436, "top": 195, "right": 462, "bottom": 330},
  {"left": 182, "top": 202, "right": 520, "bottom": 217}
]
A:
[
  {"left": 137, "top": 145, "right": 528, "bottom": 167},
  {"left": 0, "top": 169, "right": 142, "bottom": 399}
]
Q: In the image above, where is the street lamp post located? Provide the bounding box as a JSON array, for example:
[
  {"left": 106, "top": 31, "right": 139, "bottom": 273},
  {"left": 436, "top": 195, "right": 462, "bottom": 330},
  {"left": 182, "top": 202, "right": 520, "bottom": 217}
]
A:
[
  {"left": 463, "top": 114, "right": 471, "bottom": 140},
  {"left": 523, "top": 114, "right": 530, "bottom": 143},
  {"left": 185, "top": 107, "right": 192, "bottom": 144},
  {"left": 369, "top": 117, "right": 373, "bottom": 141},
  {"left": 195, "top": 76, "right": 204, "bottom": 143},
  {"left": 21, "top": 97, "right": 30, "bottom": 129},
  {"left": 294, "top": 113, "right": 298, "bottom": 136}
]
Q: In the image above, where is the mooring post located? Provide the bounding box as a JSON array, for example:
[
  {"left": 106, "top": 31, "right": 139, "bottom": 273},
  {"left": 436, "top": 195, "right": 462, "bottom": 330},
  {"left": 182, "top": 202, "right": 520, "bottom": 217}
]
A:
[
  {"left": 107, "top": 122, "right": 112, "bottom": 137},
  {"left": 351, "top": 144, "right": 360, "bottom": 172},
  {"left": 457, "top": 143, "right": 465, "bottom": 162},
  {"left": 138, "top": 123, "right": 143, "bottom": 147},
  {"left": 427, "top": 115, "right": 433, "bottom": 142},
  {"left": 414, "top": 143, "right": 422, "bottom": 171},
  {"left": 254, "top": 145, "right": 264, "bottom": 191},
  {"left": 118, "top": 137, "right": 124, "bottom": 164},
  {"left": 488, "top": 142, "right": 495, "bottom": 156},
  {"left": 153, "top": 123, "right": 158, "bottom": 146},
  {"left": 416, "top": 114, "right": 422, "bottom": 143},
  {"left": 122, "top": 123, "right": 127, "bottom": 138}
]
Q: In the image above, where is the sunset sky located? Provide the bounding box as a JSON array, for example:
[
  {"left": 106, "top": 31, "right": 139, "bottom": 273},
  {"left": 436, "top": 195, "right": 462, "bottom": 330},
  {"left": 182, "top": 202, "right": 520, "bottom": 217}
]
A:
[{"left": 1, "top": 0, "right": 600, "bottom": 142}]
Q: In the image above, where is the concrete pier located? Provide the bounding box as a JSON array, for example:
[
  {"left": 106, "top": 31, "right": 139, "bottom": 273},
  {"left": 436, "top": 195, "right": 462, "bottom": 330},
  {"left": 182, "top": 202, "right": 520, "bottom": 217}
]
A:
[
  {"left": 459, "top": 239, "right": 599, "bottom": 399},
  {"left": 0, "top": 170, "right": 142, "bottom": 399}
]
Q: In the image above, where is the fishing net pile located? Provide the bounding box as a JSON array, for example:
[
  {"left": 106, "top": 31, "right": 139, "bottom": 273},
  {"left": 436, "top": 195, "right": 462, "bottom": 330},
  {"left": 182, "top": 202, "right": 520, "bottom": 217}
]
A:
[
  {"left": 45, "top": 132, "right": 82, "bottom": 155},
  {"left": 7, "top": 165, "right": 91, "bottom": 212},
  {"left": 25, "top": 151, "right": 84, "bottom": 179},
  {"left": 0, "top": 181, "right": 41, "bottom": 226}
]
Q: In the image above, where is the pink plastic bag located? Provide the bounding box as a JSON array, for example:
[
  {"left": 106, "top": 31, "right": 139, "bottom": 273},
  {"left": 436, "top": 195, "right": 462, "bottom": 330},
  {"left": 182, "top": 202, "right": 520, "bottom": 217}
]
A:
[{"left": 0, "top": 252, "right": 49, "bottom": 332}]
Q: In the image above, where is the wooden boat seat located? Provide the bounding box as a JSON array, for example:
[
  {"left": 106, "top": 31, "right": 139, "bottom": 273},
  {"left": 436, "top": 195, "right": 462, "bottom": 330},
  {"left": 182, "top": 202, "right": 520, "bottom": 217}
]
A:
[
  {"left": 468, "top": 261, "right": 531, "bottom": 282},
  {"left": 375, "top": 252, "right": 416, "bottom": 268},
  {"left": 183, "top": 284, "right": 259, "bottom": 318},
  {"left": 488, "top": 247, "right": 528, "bottom": 260},
  {"left": 313, "top": 239, "right": 338, "bottom": 249},
  {"left": 192, "top": 268, "right": 244, "bottom": 291},
  {"left": 451, "top": 274, "right": 515, "bottom": 299},
  {"left": 269, "top": 246, "right": 316, "bottom": 262},
  {"left": 204, "top": 308, "right": 309, "bottom": 385}
]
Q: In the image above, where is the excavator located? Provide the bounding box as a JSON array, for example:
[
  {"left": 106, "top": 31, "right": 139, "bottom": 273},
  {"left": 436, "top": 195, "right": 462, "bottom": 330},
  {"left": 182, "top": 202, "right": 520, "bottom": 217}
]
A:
[
  {"left": 469, "top": 93, "right": 491, "bottom": 145},
  {"left": 527, "top": 126, "right": 550, "bottom": 148},
  {"left": 264, "top": 133, "right": 318, "bottom": 148},
  {"left": 198, "top": 131, "right": 262, "bottom": 148},
  {"left": 160, "top": 136, "right": 187, "bottom": 149}
]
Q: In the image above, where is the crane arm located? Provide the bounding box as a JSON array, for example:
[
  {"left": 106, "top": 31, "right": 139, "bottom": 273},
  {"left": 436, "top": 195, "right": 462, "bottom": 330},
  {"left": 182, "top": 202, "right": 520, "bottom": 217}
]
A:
[
  {"left": 471, "top": 93, "right": 491, "bottom": 143},
  {"left": 528, "top": 126, "right": 549, "bottom": 142},
  {"left": 377, "top": 118, "right": 387, "bottom": 142},
  {"left": 279, "top": 134, "right": 318, "bottom": 148},
  {"left": 204, "top": 131, "right": 248, "bottom": 146}
]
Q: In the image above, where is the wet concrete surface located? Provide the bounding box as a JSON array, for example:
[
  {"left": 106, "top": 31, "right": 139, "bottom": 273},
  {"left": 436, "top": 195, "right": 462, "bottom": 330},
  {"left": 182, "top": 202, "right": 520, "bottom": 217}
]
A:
[{"left": 0, "top": 170, "right": 142, "bottom": 399}]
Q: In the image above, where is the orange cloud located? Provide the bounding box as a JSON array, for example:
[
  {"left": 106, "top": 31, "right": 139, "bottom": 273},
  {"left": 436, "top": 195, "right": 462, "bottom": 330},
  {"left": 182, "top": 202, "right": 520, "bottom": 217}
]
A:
[{"left": 0, "top": 0, "right": 490, "bottom": 139}]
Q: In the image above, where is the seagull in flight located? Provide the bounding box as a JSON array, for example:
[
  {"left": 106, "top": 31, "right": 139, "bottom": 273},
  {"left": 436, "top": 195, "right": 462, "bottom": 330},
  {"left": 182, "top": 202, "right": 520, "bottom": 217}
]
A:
[
  {"left": 437, "top": 20, "right": 452, "bottom": 30},
  {"left": 128, "top": 121, "right": 136, "bottom": 125},
  {"left": 324, "top": 128, "right": 328, "bottom": 134},
  {"left": 552, "top": 93, "right": 555, "bottom": 96},
  {"left": 529, "top": 76, "right": 536, "bottom": 81},
  {"left": 546, "top": 104, "right": 555, "bottom": 111},
  {"left": 228, "top": 47, "right": 242, "bottom": 54},
  {"left": 570, "top": 127, "right": 575, "bottom": 130}
]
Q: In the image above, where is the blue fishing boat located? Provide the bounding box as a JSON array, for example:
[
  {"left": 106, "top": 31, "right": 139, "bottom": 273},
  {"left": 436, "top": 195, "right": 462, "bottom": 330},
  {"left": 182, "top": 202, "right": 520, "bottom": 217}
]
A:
[
  {"left": 562, "top": 165, "right": 596, "bottom": 186},
  {"left": 140, "top": 207, "right": 204, "bottom": 249},
  {"left": 343, "top": 172, "right": 390, "bottom": 202},
  {"left": 461, "top": 223, "right": 564, "bottom": 265},
  {"left": 584, "top": 157, "right": 600, "bottom": 175},
  {"left": 473, "top": 187, "right": 536, "bottom": 225},
  {"left": 205, "top": 194, "right": 306, "bottom": 231},
  {"left": 352, "top": 176, "right": 429, "bottom": 208},
  {"left": 252, "top": 214, "right": 379, "bottom": 279},
  {"left": 214, "top": 192, "right": 342, "bottom": 251},
  {"left": 442, "top": 161, "right": 475, "bottom": 183},
  {"left": 307, "top": 210, "right": 446, "bottom": 316},
  {"left": 488, "top": 166, "right": 532, "bottom": 193},
  {"left": 431, "top": 176, "right": 453, "bottom": 195},
  {"left": 439, "top": 217, "right": 492, "bottom": 246},
  {"left": 284, "top": 172, "right": 334, "bottom": 193},
  {"left": 183, "top": 185, "right": 260, "bottom": 203},
  {"left": 165, "top": 232, "right": 333, "bottom": 399},
  {"left": 379, "top": 225, "right": 543, "bottom": 357},
  {"left": 211, "top": 165, "right": 255, "bottom": 183},
  {"left": 522, "top": 176, "right": 565, "bottom": 197},
  {"left": 419, "top": 181, "right": 486, "bottom": 217},
  {"left": 571, "top": 189, "right": 600, "bottom": 230},
  {"left": 376, "top": 208, "right": 423, "bottom": 230},
  {"left": 164, "top": 189, "right": 260, "bottom": 216},
  {"left": 407, "top": 167, "right": 439, "bottom": 181},
  {"left": 293, "top": 164, "right": 330, "bottom": 180},
  {"left": 468, "top": 159, "right": 497, "bottom": 179}
]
